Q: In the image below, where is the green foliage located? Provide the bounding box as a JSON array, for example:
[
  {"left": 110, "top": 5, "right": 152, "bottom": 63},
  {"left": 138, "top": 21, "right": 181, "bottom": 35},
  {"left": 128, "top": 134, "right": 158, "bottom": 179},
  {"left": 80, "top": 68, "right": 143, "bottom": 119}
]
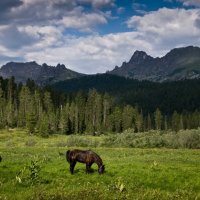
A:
[
  {"left": 15, "top": 156, "right": 43, "bottom": 186},
  {"left": 28, "top": 157, "right": 41, "bottom": 185},
  {"left": 66, "top": 135, "right": 102, "bottom": 147},
  {"left": 103, "top": 129, "right": 200, "bottom": 149}
]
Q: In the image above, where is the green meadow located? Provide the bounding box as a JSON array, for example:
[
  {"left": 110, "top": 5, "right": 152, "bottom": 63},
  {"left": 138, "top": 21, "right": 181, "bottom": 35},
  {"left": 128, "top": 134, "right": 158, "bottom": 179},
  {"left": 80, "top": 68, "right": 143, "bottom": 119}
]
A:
[{"left": 0, "top": 129, "right": 200, "bottom": 200}]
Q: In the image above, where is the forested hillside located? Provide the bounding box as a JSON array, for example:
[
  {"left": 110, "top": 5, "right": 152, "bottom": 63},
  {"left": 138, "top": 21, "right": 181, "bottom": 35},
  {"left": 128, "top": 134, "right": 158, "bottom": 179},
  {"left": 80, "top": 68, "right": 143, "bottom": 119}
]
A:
[
  {"left": 52, "top": 74, "right": 200, "bottom": 114},
  {"left": 1, "top": 76, "right": 200, "bottom": 135}
]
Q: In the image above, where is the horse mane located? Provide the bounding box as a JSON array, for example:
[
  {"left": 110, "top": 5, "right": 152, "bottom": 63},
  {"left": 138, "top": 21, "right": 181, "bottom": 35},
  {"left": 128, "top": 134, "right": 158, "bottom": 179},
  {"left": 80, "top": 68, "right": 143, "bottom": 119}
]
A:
[{"left": 88, "top": 150, "right": 103, "bottom": 167}]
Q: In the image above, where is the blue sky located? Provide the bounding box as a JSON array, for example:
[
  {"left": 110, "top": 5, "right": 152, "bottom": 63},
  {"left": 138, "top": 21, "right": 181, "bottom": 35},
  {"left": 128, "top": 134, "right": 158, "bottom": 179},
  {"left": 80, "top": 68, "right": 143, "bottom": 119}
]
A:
[{"left": 0, "top": 0, "right": 200, "bottom": 74}]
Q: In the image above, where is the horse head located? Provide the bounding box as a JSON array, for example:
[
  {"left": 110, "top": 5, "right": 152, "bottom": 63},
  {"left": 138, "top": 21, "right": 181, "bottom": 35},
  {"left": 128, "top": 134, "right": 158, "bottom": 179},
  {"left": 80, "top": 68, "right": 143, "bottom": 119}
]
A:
[{"left": 98, "top": 164, "right": 105, "bottom": 174}]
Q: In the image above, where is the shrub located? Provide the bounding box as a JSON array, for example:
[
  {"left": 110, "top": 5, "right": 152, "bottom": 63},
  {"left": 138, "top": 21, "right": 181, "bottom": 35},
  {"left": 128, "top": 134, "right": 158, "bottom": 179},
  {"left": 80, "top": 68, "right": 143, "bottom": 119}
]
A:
[
  {"left": 25, "top": 139, "right": 37, "bottom": 147},
  {"left": 101, "top": 129, "right": 200, "bottom": 149},
  {"left": 66, "top": 135, "right": 101, "bottom": 147}
]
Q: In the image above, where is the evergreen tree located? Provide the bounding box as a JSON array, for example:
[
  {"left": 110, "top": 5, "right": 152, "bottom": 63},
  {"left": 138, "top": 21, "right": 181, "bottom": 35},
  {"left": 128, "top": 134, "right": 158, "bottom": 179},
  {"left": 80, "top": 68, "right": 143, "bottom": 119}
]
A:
[
  {"left": 147, "top": 113, "right": 152, "bottom": 131},
  {"left": 113, "top": 106, "right": 122, "bottom": 132},
  {"left": 135, "top": 108, "right": 143, "bottom": 132},
  {"left": 0, "top": 82, "right": 6, "bottom": 128},
  {"left": 172, "top": 111, "right": 180, "bottom": 132},
  {"left": 59, "top": 103, "right": 70, "bottom": 134},
  {"left": 154, "top": 108, "right": 162, "bottom": 130},
  {"left": 26, "top": 112, "right": 37, "bottom": 134},
  {"left": 122, "top": 105, "right": 134, "bottom": 131},
  {"left": 102, "top": 93, "right": 113, "bottom": 131},
  {"left": 38, "top": 113, "right": 50, "bottom": 137},
  {"left": 75, "top": 91, "right": 86, "bottom": 134},
  {"left": 18, "top": 86, "right": 32, "bottom": 127}
]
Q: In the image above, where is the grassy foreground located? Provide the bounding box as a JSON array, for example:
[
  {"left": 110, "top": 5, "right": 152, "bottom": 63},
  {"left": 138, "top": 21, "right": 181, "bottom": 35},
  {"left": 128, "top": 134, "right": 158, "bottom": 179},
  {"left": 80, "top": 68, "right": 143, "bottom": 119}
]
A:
[{"left": 0, "top": 129, "right": 200, "bottom": 200}]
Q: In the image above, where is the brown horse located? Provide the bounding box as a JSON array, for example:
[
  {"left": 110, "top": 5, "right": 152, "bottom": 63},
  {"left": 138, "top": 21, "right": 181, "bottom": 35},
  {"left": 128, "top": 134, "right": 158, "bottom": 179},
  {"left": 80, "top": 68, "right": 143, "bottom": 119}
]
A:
[{"left": 66, "top": 149, "right": 105, "bottom": 174}]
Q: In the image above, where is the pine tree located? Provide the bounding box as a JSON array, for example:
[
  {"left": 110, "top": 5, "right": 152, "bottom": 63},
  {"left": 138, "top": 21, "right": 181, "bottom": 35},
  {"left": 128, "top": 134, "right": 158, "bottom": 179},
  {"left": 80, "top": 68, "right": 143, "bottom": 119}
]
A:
[
  {"left": 38, "top": 113, "right": 50, "bottom": 137},
  {"left": 135, "top": 108, "right": 143, "bottom": 132},
  {"left": 113, "top": 106, "right": 122, "bottom": 133},
  {"left": 26, "top": 112, "right": 37, "bottom": 134},
  {"left": 154, "top": 108, "right": 162, "bottom": 130},
  {"left": 147, "top": 113, "right": 152, "bottom": 131},
  {"left": 122, "top": 105, "right": 134, "bottom": 131},
  {"left": 0, "top": 82, "right": 6, "bottom": 128},
  {"left": 18, "top": 86, "right": 32, "bottom": 127},
  {"left": 59, "top": 103, "right": 70, "bottom": 134},
  {"left": 75, "top": 91, "right": 86, "bottom": 134},
  {"left": 172, "top": 111, "right": 180, "bottom": 132},
  {"left": 102, "top": 93, "right": 113, "bottom": 132}
]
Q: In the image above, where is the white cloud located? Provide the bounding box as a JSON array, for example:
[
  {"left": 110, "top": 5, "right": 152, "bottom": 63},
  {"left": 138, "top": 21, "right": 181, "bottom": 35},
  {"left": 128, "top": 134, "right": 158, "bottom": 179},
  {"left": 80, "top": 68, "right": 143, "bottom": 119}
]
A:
[
  {"left": 3, "top": 0, "right": 111, "bottom": 31},
  {"left": 60, "top": 12, "right": 107, "bottom": 32},
  {"left": 127, "top": 8, "right": 200, "bottom": 50},
  {"left": 178, "top": 0, "right": 200, "bottom": 7},
  {"left": 78, "top": 0, "right": 115, "bottom": 8}
]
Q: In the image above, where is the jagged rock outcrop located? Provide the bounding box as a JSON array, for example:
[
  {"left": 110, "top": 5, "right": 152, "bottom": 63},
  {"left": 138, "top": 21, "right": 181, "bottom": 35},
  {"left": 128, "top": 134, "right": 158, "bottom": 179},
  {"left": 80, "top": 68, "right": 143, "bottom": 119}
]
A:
[
  {"left": 0, "top": 61, "right": 83, "bottom": 85},
  {"left": 109, "top": 46, "right": 200, "bottom": 81}
]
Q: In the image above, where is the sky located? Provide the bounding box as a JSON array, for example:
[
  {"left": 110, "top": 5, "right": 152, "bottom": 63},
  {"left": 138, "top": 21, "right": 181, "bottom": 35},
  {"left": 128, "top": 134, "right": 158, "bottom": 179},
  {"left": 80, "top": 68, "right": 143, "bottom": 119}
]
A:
[{"left": 0, "top": 0, "right": 200, "bottom": 74}]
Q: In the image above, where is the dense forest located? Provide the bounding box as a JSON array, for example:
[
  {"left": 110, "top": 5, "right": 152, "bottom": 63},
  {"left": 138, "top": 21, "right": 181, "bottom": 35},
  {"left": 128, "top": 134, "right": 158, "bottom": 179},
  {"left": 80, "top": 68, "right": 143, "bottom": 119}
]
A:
[
  {"left": 52, "top": 74, "right": 200, "bottom": 114},
  {"left": 0, "top": 76, "right": 200, "bottom": 136}
]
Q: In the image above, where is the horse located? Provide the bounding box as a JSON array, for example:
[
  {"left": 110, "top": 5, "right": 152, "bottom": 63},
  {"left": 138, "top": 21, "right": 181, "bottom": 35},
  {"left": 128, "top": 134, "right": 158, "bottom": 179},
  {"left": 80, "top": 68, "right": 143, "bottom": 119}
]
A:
[{"left": 66, "top": 149, "right": 105, "bottom": 174}]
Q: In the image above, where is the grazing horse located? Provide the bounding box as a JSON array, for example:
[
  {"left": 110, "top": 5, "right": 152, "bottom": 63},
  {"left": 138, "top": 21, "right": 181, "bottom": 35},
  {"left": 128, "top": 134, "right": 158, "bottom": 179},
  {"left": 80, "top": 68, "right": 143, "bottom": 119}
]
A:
[{"left": 66, "top": 149, "right": 105, "bottom": 174}]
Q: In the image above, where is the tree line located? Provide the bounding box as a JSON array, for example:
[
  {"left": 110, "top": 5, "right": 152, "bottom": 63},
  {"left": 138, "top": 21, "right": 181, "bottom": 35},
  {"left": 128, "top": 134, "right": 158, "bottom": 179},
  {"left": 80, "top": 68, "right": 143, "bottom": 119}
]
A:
[{"left": 0, "top": 76, "right": 200, "bottom": 136}]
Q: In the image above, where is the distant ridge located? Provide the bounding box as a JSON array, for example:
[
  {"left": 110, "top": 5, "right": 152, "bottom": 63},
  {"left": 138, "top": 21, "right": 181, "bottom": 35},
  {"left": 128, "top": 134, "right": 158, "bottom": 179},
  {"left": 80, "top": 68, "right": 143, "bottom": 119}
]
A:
[
  {"left": 108, "top": 46, "right": 200, "bottom": 82},
  {"left": 0, "top": 61, "right": 83, "bottom": 85},
  {"left": 1, "top": 46, "right": 200, "bottom": 84}
]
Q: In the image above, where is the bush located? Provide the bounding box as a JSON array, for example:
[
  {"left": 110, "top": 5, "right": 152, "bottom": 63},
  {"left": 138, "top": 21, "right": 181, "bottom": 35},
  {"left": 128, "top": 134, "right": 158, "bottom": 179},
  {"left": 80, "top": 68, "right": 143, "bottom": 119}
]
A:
[
  {"left": 25, "top": 139, "right": 37, "bottom": 147},
  {"left": 101, "top": 129, "right": 200, "bottom": 149},
  {"left": 178, "top": 130, "right": 200, "bottom": 149},
  {"left": 66, "top": 135, "right": 101, "bottom": 147}
]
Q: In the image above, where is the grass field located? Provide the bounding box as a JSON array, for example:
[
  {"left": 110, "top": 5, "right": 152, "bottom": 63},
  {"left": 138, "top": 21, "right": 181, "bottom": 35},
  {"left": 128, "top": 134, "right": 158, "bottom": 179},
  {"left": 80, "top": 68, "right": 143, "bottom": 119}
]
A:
[{"left": 0, "top": 129, "right": 200, "bottom": 200}]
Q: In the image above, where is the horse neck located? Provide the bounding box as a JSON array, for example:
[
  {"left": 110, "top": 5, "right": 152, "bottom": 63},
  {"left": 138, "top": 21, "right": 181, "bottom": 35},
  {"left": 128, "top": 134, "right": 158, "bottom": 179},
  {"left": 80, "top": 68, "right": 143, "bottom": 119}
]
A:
[{"left": 94, "top": 155, "right": 103, "bottom": 168}]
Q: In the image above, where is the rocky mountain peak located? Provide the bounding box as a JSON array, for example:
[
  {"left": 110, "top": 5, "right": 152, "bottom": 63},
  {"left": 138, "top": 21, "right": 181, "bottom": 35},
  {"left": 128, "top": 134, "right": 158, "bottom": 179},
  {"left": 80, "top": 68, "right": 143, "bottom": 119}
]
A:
[
  {"left": 0, "top": 61, "right": 83, "bottom": 85},
  {"left": 129, "top": 50, "right": 151, "bottom": 64},
  {"left": 56, "top": 63, "right": 66, "bottom": 70}
]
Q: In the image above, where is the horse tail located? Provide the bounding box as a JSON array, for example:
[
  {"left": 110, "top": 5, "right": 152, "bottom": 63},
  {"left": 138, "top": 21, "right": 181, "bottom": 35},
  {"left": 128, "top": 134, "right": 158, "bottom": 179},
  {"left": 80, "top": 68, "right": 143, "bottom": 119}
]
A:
[{"left": 66, "top": 150, "right": 70, "bottom": 162}]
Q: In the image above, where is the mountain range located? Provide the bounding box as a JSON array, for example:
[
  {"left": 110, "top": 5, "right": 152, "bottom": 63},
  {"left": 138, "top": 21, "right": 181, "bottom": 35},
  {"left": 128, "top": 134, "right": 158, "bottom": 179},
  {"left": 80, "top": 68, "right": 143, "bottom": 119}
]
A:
[
  {"left": 0, "top": 61, "right": 83, "bottom": 85},
  {"left": 0, "top": 46, "right": 200, "bottom": 84},
  {"left": 108, "top": 46, "right": 200, "bottom": 81}
]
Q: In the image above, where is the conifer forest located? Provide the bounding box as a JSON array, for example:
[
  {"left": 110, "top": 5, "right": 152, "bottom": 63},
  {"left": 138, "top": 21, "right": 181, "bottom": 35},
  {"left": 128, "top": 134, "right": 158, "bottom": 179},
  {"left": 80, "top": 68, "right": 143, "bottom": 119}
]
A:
[{"left": 1, "top": 76, "right": 200, "bottom": 136}]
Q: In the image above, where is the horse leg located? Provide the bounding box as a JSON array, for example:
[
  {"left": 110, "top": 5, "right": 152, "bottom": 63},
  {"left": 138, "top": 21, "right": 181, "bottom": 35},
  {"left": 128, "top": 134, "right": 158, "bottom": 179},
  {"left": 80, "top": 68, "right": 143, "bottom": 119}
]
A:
[
  {"left": 70, "top": 161, "right": 76, "bottom": 174},
  {"left": 86, "top": 162, "right": 93, "bottom": 173}
]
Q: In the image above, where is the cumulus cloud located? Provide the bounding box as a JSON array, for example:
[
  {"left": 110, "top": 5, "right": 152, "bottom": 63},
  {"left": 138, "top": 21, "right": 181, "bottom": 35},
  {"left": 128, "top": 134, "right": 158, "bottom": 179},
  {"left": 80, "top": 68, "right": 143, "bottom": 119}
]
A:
[
  {"left": 0, "top": 0, "right": 22, "bottom": 11},
  {"left": 0, "top": 25, "right": 38, "bottom": 49},
  {"left": 0, "top": 0, "right": 111, "bottom": 28},
  {"left": 59, "top": 11, "right": 107, "bottom": 32},
  {"left": 178, "top": 0, "right": 200, "bottom": 7},
  {"left": 127, "top": 8, "right": 200, "bottom": 50},
  {"left": 132, "top": 2, "right": 147, "bottom": 15},
  {"left": 78, "top": 0, "right": 115, "bottom": 8}
]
